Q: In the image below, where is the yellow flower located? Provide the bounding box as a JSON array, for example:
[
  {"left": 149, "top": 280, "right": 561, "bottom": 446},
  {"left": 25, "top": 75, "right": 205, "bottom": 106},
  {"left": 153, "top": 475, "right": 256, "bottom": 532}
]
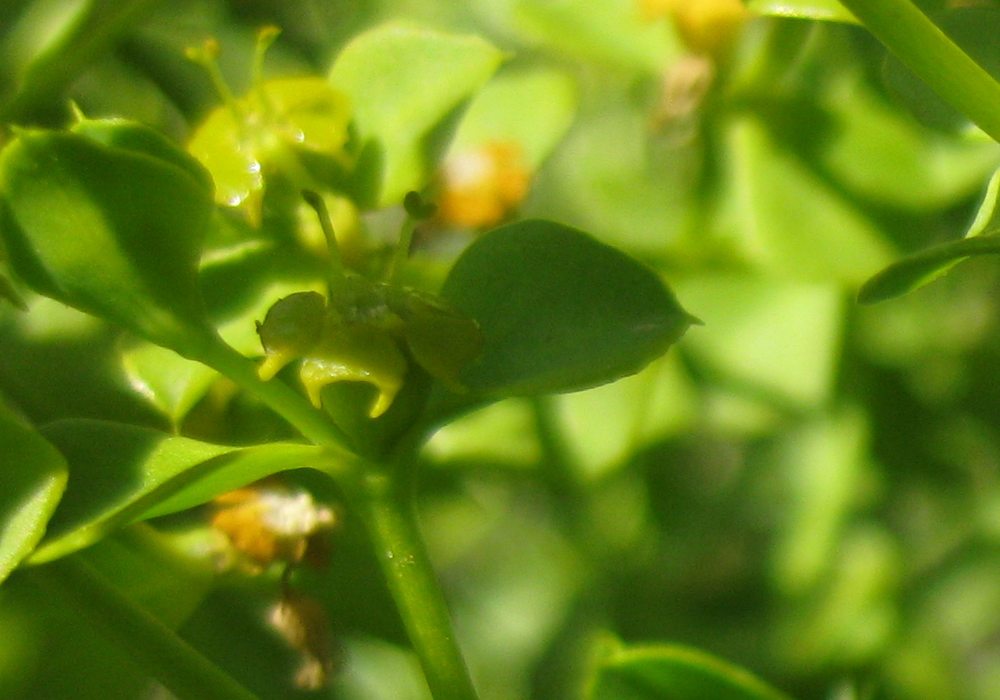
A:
[
  {"left": 437, "top": 141, "right": 530, "bottom": 228},
  {"left": 640, "top": 0, "right": 749, "bottom": 56},
  {"left": 256, "top": 278, "right": 482, "bottom": 419}
]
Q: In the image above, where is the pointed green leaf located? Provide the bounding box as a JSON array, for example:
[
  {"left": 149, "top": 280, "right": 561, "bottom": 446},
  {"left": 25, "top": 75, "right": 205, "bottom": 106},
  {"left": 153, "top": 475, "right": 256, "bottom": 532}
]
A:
[
  {"left": 588, "top": 640, "right": 792, "bottom": 700},
  {"left": 858, "top": 236, "right": 1000, "bottom": 304},
  {"left": 447, "top": 67, "right": 578, "bottom": 170},
  {"left": 0, "top": 404, "right": 68, "bottom": 583},
  {"left": 120, "top": 342, "right": 218, "bottom": 428},
  {"left": 859, "top": 167, "right": 1000, "bottom": 303},
  {"left": 715, "top": 114, "right": 894, "bottom": 284},
  {"left": 328, "top": 23, "right": 503, "bottom": 205},
  {"left": 28, "top": 420, "right": 335, "bottom": 563},
  {"left": 0, "top": 120, "right": 216, "bottom": 353},
  {"left": 512, "top": 0, "right": 680, "bottom": 73},
  {"left": 441, "top": 219, "right": 697, "bottom": 397}
]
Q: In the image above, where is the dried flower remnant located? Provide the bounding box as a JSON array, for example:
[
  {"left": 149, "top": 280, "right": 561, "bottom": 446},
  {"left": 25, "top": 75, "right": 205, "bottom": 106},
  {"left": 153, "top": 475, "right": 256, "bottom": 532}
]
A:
[
  {"left": 211, "top": 485, "right": 337, "bottom": 571},
  {"left": 640, "top": 0, "right": 749, "bottom": 56},
  {"left": 268, "top": 590, "right": 336, "bottom": 690},
  {"left": 437, "top": 142, "right": 530, "bottom": 229},
  {"left": 650, "top": 54, "right": 716, "bottom": 140}
]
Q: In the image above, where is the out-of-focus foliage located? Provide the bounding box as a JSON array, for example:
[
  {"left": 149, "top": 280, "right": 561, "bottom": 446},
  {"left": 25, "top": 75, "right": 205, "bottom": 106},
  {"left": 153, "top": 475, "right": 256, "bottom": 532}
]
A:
[{"left": 2, "top": 0, "right": 1000, "bottom": 699}]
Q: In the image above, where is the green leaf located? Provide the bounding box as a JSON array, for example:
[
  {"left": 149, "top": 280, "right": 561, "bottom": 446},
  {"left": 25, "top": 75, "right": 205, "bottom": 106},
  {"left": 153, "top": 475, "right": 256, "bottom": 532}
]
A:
[
  {"left": 815, "top": 73, "right": 1000, "bottom": 212},
  {"left": 587, "top": 639, "right": 792, "bottom": 700},
  {"left": 880, "top": 7, "right": 1000, "bottom": 134},
  {"left": 28, "top": 420, "right": 334, "bottom": 563},
  {"left": 328, "top": 23, "right": 503, "bottom": 205},
  {"left": 119, "top": 342, "right": 218, "bottom": 428},
  {"left": 713, "top": 113, "right": 893, "bottom": 284},
  {"left": 447, "top": 67, "right": 578, "bottom": 170},
  {"left": 0, "top": 120, "right": 216, "bottom": 353},
  {"left": 747, "top": 0, "right": 858, "bottom": 24},
  {"left": 858, "top": 236, "right": 1000, "bottom": 304},
  {"left": 672, "top": 274, "right": 843, "bottom": 408},
  {"left": 511, "top": 0, "right": 680, "bottom": 73},
  {"left": 0, "top": 404, "right": 68, "bottom": 584},
  {"left": 441, "top": 219, "right": 697, "bottom": 397},
  {"left": 858, "top": 167, "right": 1000, "bottom": 303}
]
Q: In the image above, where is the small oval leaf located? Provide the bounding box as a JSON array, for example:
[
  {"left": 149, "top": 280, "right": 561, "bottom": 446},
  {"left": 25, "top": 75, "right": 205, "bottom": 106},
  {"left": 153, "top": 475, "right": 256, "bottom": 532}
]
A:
[
  {"left": 328, "top": 23, "right": 503, "bottom": 205},
  {"left": 441, "top": 219, "right": 697, "bottom": 397},
  {"left": 0, "top": 121, "right": 216, "bottom": 352},
  {"left": 0, "top": 404, "right": 68, "bottom": 583},
  {"left": 28, "top": 420, "right": 335, "bottom": 563}
]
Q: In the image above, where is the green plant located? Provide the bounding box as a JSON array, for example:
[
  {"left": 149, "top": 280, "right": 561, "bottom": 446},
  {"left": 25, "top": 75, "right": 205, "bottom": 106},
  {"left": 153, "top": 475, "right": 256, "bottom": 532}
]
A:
[{"left": 2, "top": 1, "right": 1000, "bottom": 699}]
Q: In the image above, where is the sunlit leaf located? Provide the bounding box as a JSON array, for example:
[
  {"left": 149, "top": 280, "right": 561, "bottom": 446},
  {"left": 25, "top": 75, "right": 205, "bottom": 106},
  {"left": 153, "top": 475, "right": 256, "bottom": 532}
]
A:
[
  {"left": 28, "top": 420, "right": 335, "bottom": 563},
  {"left": 447, "top": 68, "right": 578, "bottom": 171},
  {"left": 714, "top": 113, "right": 893, "bottom": 284},
  {"left": 859, "top": 167, "right": 1000, "bottom": 303},
  {"left": 328, "top": 23, "right": 503, "bottom": 205},
  {"left": 0, "top": 120, "right": 216, "bottom": 353},
  {"left": 816, "top": 73, "right": 1000, "bottom": 212},
  {"left": 513, "top": 0, "right": 680, "bottom": 73},
  {"left": 858, "top": 236, "right": 1000, "bottom": 304},
  {"left": 0, "top": 403, "right": 67, "bottom": 583},
  {"left": 672, "top": 274, "right": 842, "bottom": 408},
  {"left": 441, "top": 219, "right": 698, "bottom": 397}
]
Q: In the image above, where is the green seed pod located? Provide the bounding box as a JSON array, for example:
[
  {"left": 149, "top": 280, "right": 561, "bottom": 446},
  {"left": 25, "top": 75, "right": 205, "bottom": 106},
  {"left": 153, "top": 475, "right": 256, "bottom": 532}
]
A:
[{"left": 256, "top": 291, "right": 326, "bottom": 380}]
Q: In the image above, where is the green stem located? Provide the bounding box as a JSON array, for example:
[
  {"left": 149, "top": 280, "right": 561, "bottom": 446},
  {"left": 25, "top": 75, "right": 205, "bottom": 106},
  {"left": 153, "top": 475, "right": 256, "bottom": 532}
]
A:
[
  {"left": 346, "top": 466, "right": 479, "bottom": 700},
  {"left": 837, "top": 0, "right": 1000, "bottom": 143},
  {"left": 196, "top": 335, "right": 355, "bottom": 454},
  {"left": 386, "top": 217, "right": 417, "bottom": 282},
  {"left": 29, "top": 555, "right": 257, "bottom": 700}
]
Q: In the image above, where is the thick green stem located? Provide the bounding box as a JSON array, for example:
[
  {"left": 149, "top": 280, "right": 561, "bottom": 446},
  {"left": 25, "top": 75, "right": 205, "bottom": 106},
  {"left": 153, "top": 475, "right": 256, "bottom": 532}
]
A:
[
  {"left": 196, "top": 335, "right": 355, "bottom": 453},
  {"left": 28, "top": 555, "right": 257, "bottom": 700},
  {"left": 838, "top": 0, "right": 1000, "bottom": 143},
  {"left": 346, "top": 468, "right": 479, "bottom": 700}
]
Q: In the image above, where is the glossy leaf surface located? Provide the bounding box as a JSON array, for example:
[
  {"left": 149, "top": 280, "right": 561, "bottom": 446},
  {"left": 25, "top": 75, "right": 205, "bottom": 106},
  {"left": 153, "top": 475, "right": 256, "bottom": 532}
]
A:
[
  {"left": 328, "top": 23, "right": 503, "bottom": 204},
  {"left": 441, "top": 219, "right": 697, "bottom": 397},
  {"left": 29, "top": 420, "right": 333, "bottom": 563},
  {"left": 0, "top": 404, "right": 67, "bottom": 583},
  {"left": 859, "top": 167, "right": 1000, "bottom": 303},
  {"left": 0, "top": 121, "right": 215, "bottom": 352}
]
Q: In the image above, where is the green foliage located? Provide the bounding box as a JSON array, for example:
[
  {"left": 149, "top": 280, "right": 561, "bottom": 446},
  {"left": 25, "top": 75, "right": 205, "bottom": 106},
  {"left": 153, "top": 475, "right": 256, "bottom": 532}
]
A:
[
  {"left": 0, "top": 402, "right": 66, "bottom": 584},
  {"left": 328, "top": 23, "right": 504, "bottom": 205},
  {"left": 587, "top": 638, "right": 792, "bottom": 700},
  {"left": 0, "top": 120, "right": 215, "bottom": 352},
  {"left": 1, "top": 1, "right": 1000, "bottom": 699},
  {"left": 442, "top": 219, "right": 697, "bottom": 398}
]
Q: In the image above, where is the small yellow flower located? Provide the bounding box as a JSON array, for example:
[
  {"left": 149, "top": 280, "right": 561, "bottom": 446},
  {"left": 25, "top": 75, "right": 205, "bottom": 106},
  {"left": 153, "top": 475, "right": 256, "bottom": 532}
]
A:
[
  {"left": 186, "top": 31, "right": 352, "bottom": 223},
  {"left": 437, "top": 141, "right": 530, "bottom": 228},
  {"left": 256, "top": 278, "right": 482, "bottom": 419},
  {"left": 640, "top": 0, "right": 749, "bottom": 56}
]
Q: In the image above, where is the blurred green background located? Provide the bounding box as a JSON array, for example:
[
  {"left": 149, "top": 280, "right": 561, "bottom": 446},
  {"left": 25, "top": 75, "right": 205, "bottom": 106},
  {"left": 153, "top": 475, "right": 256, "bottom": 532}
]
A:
[{"left": 2, "top": 1, "right": 1000, "bottom": 698}]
